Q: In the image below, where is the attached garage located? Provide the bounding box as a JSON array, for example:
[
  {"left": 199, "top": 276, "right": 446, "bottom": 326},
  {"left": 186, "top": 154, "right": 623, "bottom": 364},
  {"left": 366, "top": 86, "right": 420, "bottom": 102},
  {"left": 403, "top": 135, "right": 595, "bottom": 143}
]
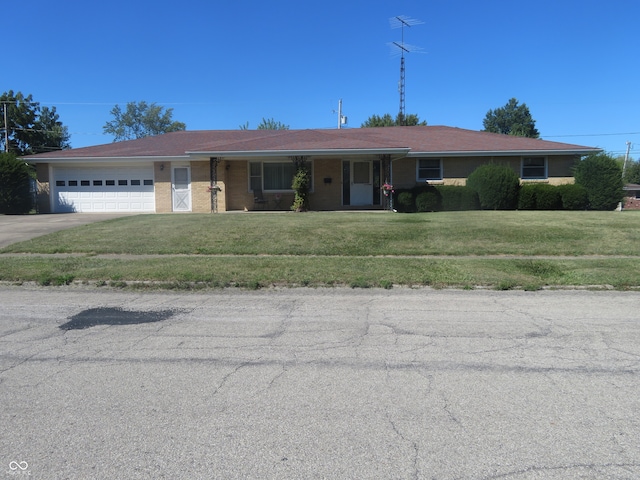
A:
[{"left": 51, "top": 165, "right": 155, "bottom": 213}]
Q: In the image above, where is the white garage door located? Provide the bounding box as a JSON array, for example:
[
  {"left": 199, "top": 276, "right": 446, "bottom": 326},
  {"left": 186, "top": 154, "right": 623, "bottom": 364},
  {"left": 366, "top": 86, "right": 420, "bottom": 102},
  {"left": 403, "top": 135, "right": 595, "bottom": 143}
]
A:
[{"left": 52, "top": 166, "right": 156, "bottom": 213}]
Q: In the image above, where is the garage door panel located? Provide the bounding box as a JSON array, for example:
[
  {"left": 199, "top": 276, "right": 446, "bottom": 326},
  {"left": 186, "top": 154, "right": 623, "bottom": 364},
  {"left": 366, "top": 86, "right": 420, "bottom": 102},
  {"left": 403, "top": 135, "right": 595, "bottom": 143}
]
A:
[{"left": 53, "top": 166, "right": 155, "bottom": 213}]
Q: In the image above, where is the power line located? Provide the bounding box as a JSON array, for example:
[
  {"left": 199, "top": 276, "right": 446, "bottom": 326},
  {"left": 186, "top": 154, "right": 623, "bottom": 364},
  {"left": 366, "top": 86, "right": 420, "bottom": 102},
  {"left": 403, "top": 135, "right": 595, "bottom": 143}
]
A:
[{"left": 544, "top": 132, "right": 640, "bottom": 138}]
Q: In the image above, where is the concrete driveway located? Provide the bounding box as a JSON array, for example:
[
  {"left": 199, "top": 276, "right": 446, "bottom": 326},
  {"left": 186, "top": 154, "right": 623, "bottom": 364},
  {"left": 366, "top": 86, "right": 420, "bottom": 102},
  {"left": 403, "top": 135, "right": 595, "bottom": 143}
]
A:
[{"left": 0, "top": 213, "right": 136, "bottom": 248}]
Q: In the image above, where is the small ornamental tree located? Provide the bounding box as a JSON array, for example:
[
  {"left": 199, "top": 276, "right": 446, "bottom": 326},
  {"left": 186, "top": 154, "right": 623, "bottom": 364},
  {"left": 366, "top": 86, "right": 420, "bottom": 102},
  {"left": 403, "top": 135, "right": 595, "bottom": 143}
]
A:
[
  {"left": 0, "top": 152, "right": 33, "bottom": 214},
  {"left": 574, "top": 152, "right": 623, "bottom": 210},
  {"left": 466, "top": 164, "right": 520, "bottom": 210},
  {"left": 291, "top": 166, "right": 311, "bottom": 212}
]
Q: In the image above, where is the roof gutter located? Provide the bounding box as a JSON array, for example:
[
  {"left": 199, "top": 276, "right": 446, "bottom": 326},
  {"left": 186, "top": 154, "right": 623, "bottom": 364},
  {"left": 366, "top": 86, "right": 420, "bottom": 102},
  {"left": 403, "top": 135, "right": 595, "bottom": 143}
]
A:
[
  {"left": 406, "top": 149, "right": 602, "bottom": 157},
  {"left": 24, "top": 155, "right": 189, "bottom": 164}
]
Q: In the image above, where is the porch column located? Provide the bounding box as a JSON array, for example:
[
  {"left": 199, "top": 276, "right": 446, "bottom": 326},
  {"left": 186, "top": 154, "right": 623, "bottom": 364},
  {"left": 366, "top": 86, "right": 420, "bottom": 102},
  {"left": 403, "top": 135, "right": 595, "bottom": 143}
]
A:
[
  {"left": 209, "top": 157, "right": 220, "bottom": 212},
  {"left": 380, "top": 154, "right": 392, "bottom": 210}
]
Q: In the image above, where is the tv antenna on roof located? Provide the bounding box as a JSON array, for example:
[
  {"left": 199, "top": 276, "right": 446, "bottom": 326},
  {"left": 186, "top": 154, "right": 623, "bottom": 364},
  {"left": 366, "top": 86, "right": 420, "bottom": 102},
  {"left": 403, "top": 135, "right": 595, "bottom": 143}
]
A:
[{"left": 389, "top": 15, "right": 423, "bottom": 125}]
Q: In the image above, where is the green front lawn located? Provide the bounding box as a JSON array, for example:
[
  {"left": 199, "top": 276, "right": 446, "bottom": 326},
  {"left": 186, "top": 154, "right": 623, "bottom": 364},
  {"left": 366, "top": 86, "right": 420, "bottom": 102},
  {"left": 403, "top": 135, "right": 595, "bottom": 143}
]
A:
[
  {"left": 3, "top": 211, "right": 640, "bottom": 256},
  {"left": 1, "top": 211, "right": 639, "bottom": 289}
]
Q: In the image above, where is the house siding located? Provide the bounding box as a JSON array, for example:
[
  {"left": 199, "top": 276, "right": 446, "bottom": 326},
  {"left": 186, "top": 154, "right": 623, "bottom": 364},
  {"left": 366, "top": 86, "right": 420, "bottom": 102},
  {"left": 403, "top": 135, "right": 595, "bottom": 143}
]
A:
[
  {"left": 226, "top": 161, "right": 252, "bottom": 210},
  {"left": 394, "top": 155, "right": 578, "bottom": 189},
  {"left": 311, "top": 158, "right": 342, "bottom": 210},
  {"left": 154, "top": 162, "right": 172, "bottom": 213},
  {"left": 191, "top": 161, "right": 210, "bottom": 213},
  {"left": 35, "top": 163, "right": 51, "bottom": 213}
]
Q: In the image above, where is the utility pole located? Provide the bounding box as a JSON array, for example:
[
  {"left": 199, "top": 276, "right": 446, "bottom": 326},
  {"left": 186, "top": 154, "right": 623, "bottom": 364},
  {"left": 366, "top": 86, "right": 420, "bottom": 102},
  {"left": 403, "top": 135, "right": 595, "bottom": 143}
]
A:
[
  {"left": 2, "top": 103, "right": 8, "bottom": 153},
  {"left": 622, "top": 141, "right": 631, "bottom": 180},
  {"left": 335, "top": 99, "right": 347, "bottom": 129}
]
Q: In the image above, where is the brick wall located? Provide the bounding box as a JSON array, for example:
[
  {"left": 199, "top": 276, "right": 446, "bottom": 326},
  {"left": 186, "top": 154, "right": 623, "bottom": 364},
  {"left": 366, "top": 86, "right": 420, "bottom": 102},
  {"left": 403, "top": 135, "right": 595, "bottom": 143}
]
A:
[
  {"left": 624, "top": 195, "right": 640, "bottom": 210},
  {"left": 154, "top": 162, "right": 172, "bottom": 213},
  {"left": 225, "top": 161, "right": 253, "bottom": 210},
  {"left": 310, "top": 158, "right": 342, "bottom": 210},
  {"left": 191, "top": 161, "right": 211, "bottom": 213},
  {"left": 35, "top": 163, "right": 51, "bottom": 213}
]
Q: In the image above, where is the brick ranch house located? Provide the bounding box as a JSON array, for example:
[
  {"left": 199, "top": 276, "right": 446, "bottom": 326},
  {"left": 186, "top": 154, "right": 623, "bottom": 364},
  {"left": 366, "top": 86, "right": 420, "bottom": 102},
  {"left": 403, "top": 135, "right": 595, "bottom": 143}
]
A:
[{"left": 25, "top": 126, "right": 601, "bottom": 213}]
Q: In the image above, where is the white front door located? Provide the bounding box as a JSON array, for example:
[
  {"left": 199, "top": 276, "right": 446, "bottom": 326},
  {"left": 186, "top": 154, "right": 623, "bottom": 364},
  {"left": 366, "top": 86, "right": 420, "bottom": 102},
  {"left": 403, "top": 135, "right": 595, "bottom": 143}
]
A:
[
  {"left": 350, "top": 161, "right": 373, "bottom": 206},
  {"left": 172, "top": 166, "right": 191, "bottom": 212}
]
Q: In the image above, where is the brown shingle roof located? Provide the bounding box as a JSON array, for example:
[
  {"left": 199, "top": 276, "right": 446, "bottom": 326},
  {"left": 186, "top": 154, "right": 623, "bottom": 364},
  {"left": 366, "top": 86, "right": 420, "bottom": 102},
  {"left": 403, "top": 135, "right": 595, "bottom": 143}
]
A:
[{"left": 25, "top": 126, "right": 600, "bottom": 160}]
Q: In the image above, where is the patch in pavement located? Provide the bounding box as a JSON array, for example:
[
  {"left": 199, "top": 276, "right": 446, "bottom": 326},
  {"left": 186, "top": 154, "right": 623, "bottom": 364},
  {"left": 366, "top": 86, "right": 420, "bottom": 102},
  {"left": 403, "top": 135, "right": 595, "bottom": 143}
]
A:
[{"left": 59, "top": 307, "right": 179, "bottom": 330}]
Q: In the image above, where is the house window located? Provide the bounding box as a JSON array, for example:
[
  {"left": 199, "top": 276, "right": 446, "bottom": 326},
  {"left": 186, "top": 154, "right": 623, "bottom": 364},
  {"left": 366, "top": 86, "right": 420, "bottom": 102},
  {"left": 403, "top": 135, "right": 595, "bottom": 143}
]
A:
[
  {"left": 249, "top": 162, "right": 262, "bottom": 192},
  {"left": 417, "top": 158, "right": 442, "bottom": 181},
  {"left": 522, "top": 157, "right": 547, "bottom": 179},
  {"left": 249, "top": 161, "right": 300, "bottom": 191},
  {"left": 56, "top": 180, "right": 65, "bottom": 187}
]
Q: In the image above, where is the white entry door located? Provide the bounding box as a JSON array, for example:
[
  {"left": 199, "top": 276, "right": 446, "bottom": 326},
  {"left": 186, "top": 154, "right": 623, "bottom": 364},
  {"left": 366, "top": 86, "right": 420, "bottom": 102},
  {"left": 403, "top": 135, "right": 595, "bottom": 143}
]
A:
[
  {"left": 350, "top": 161, "right": 373, "bottom": 206},
  {"left": 172, "top": 166, "right": 191, "bottom": 212}
]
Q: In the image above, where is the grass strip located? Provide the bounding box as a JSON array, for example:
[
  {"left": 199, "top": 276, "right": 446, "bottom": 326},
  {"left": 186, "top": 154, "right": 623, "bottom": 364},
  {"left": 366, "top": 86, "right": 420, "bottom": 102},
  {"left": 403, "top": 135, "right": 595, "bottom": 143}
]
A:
[{"left": 1, "top": 256, "right": 639, "bottom": 290}]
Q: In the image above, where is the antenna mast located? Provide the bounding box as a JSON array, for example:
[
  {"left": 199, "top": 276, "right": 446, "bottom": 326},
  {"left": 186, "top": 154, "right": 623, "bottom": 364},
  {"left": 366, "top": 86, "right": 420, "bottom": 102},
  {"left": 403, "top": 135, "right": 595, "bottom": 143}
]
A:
[{"left": 389, "top": 16, "right": 423, "bottom": 125}]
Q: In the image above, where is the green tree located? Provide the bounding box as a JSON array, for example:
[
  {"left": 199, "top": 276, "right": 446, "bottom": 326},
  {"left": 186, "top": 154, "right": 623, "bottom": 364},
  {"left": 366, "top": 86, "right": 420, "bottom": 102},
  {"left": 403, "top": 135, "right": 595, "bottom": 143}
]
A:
[
  {"left": 0, "top": 152, "right": 33, "bottom": 213},
  {"left": 623, "top": 159, "right": 640, "bottom": 184},
  {"left": 361, "top": 113, "right": 426, "bottom": 127},
  {"left": 574, "top": 152, "right": 623, "bottom": 210},
  {"left": 257, "top": 118, "right": 289, "bottom": 130},
  {"left": 0, "top": 90, "right": 71, "bottom": 156},
  {"left": 482, "top": 98, "right": 539, "bottom": 138},
  {"left": 103, "top": 101, "right": 186, "bottom": 142},
  {"left": 239, "top": 118, "right": 289, "bottom": 130}
]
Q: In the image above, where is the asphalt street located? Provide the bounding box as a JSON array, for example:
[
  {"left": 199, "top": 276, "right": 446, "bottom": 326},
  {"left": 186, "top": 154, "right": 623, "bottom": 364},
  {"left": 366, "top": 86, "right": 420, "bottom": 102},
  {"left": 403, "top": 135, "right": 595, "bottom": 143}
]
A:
[{"left": 1, "top": 286, "right": 639, "bottom": 479}]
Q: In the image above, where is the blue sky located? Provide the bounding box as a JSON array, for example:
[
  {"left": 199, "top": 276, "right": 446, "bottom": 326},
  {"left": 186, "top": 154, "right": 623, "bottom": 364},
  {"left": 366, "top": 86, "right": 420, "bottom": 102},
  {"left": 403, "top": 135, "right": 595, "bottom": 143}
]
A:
[{"left": 7, "top": 0, "right": 639, "bottom": 158}]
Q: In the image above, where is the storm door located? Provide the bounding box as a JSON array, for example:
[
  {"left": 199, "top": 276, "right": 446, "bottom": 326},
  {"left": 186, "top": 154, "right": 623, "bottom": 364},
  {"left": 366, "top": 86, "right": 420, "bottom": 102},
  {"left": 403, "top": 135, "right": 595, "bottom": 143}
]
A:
[{"left": 172, "top": 166, "right": 191, "bottom": 212}]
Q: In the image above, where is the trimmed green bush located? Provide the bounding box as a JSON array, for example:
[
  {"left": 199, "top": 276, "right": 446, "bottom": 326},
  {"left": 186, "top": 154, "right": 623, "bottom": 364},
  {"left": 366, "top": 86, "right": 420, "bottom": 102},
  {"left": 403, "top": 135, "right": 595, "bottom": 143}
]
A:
[
  {"left": 574, "top": 152, "right": 623, "bottom": 210},
  {"left": 0, "top": 152, "right": 33, "bottom": 214},
  {"left": 396, "top": 191, "right": 414, "bottom": 212},
  {"left": 436, "top": 186, "right": 480, "bottom": 211},
  {"left": 466, "top": 163, "right": 520, "bottom": 210},
  {"left": 557, "top": 184, "right": 589, "bottom": 210},
  {"left": 518, "top": 184, "right": 537, "bottom": 210},
  {"left": 415, "top": 189, "right": 442, "bottom": 212},
  {"left": 534, "top": 184, "right": 562, "bottom": 210}
]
